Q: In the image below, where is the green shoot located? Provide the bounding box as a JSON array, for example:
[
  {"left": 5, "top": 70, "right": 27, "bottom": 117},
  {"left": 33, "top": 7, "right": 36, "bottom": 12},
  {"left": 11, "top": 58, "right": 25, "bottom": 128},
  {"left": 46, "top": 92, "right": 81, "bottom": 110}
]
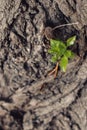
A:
[{"left": 48, "top": 36, "right": 76, "bottom": 73}]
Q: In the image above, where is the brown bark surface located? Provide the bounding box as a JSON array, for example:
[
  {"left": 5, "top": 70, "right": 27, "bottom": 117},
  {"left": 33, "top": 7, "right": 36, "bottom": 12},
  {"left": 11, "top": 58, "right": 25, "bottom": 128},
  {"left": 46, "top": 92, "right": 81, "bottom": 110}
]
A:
[{"left": 0, "top": 0, "right": 87, "bottom": 130}]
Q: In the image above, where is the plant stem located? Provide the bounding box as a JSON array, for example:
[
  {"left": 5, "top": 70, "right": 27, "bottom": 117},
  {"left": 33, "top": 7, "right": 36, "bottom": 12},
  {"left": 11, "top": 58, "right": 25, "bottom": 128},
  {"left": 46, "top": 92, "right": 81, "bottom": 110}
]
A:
[
  {"left": 48, "top": 62, "right": 59, "bottom": 78},
  {"left": 52, "top": 22, "right": 78, "bottom": 31}
]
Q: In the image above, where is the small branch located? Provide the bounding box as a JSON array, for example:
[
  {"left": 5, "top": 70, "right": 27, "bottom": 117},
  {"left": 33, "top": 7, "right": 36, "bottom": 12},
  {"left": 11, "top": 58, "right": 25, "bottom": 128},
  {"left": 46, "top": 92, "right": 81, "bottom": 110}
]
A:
[{"left": 52, "top": 22, "right": 78, "bottom": 31}]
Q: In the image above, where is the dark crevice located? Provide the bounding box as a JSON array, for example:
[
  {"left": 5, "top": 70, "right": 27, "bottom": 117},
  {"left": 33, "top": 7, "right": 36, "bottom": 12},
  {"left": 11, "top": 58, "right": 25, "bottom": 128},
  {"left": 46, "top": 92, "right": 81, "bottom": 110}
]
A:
[
  {"left": 0, "top": 51, "right": 9, "bottom": 71},
  {"left": 76, "top": 88, "right": 83, "bottom": 98},
  {"left": 29, "top": 19, "right": 38, "bottom": 33},
  {"left": 0, "top": 126, "right": 4, "bottom": 130},
  {"left": 0, "top": 97, "right": 12, "bottom": 103},
  {"left": 32, "top": 117, "right": 43, "bottom": 128},
  {"left": 63, "top": 111, "right": 81, "bottom": 130},
  {"left": 71, "top": 123, "right": 81, "bottom": 130},
  {"left": 83, "top": 50, "right": 87, "bottom": 59},
  {"left": 76, "top": 42, "right": 80, "bottom": 56},
  {"left": 55, "top": 3, "right": 68, "bottom": 22},
  {"left": 0, "top": 34, "right": 11, "bottom": 71},
  {"left": 83, "top": 79, "right": 87, "bottom": 86},
  {"left": 34, "top": 1, "right": 51, "bottom": 25},
  {"left": 73, "top": 0, "right": 77, "bottom": 5},
  {"left": 66, "top": 0, "right": 76, "bottom": 12},
  {"left": 23, "top": 20, "right": 27, "bottom": 37},
  {"left": 50, "top": 0, "right": 53, "bottom": 3},
  {"left": 29, "top": 7, "right": 39, "bottom": 20},
  {"left": 21, "top": 0, "right": 29, "bottom": 11},
  {"left": 23, "top": 61, "right": 30, "bottom": 71},
  {"left": 12, "top": 28, "right": 27, "bottom": 45},
  {"left": 10, "top": 109, "right": 25, "bottom": 128}
]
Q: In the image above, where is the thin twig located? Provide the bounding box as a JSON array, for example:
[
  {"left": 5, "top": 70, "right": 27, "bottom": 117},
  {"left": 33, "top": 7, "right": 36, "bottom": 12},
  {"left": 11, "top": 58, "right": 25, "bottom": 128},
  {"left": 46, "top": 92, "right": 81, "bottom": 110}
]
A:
[{"left": 52, "top": 22, "right": 78, "bottom": 31}]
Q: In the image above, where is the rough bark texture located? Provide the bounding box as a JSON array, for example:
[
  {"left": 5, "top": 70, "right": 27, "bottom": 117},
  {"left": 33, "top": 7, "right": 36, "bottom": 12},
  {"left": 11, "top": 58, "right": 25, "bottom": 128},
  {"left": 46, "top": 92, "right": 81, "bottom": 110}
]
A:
[{"left": 0, "top": 0, "right": 87, "bottom": 130}]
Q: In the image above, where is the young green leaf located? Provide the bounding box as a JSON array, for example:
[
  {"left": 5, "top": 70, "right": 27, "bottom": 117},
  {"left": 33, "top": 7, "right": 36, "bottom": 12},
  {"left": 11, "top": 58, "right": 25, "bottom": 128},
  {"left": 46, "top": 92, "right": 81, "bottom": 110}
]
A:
[
  {"left": 66, "top": 36, "right": 76, "bottom": 47},
  {"left": 58, "top": 42, "right": 66, "bottom": 56},
  {"left": 64, "top": 50, "right": 71, "bottom": 58},
  {"left": 60, "top": 56, "right": 68, "bottom": 72},
  {"left": 48, "top": 47, "right": 59, "bottom": 55},
  {"left": 50, "top": 39, "right": 60, "bottom": 47},
  {"left": 51, "top": 55, "right": 58, "bottom": 63},
  {"left": 48, "top": 40, "right": 65, "bottom": 57},
  {"left": 48, "top": 36, "right": 76, "bottom": 75},
  {"left": 70, "top": 52, "right": 75, "bottom": 59}
]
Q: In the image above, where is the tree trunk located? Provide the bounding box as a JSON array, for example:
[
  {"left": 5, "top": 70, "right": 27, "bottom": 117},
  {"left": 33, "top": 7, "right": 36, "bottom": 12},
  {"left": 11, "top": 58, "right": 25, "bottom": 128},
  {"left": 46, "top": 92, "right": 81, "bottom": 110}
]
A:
[{"left": 0, "top": 0, "right": 87, "bottom": 130}]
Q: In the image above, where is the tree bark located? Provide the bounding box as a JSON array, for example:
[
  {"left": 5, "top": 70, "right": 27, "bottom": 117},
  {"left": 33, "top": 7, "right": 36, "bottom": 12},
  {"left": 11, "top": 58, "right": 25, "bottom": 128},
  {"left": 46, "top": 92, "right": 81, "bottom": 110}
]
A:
[{"left": 0, "top": 0, "right": 87, "bottom": 130}]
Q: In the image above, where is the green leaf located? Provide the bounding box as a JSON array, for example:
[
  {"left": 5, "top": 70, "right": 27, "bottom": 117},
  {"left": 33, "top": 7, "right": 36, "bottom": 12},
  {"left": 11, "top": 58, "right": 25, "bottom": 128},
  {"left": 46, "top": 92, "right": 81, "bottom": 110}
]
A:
[
  {"left": 64, "top": 50, "right": 75, "bottom": 59},
  {"left": 70, "top": 52, "right": 75, "bottom": 59},
  {"left": 64, "top": 50, "right": 73, "bottom": 58},
  {"left": 48, "top": 48, "right": 55, "bottom": 54},
  {"left": 49, "top": 39, "right": 66, "bottom": 56},
  {"left": 49, "top": 39, "right": 60, "bottom": 54},
  {"left": 60, "top": 56, "right": 68, "bottom": 72},
  {"left": 51, "top": 55, "right": 58, "bottom": 63},
  {"left": 48, "top": 38, "right": 76, "bottom": 69},
  {"left": 48, "top": 47, "right": 59, "bottom": 55},
  {"left": 50, "top": 39, "right": 60, "bottom": 47},
  {"left": 64, "top": 50, "right": 71, "bottom": 58},
  {"left": 58, "top": 42, "right": 66, "bottom": 56},
  {"left": 66, "top": 36, "right": 76, "bottom": 47}
]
